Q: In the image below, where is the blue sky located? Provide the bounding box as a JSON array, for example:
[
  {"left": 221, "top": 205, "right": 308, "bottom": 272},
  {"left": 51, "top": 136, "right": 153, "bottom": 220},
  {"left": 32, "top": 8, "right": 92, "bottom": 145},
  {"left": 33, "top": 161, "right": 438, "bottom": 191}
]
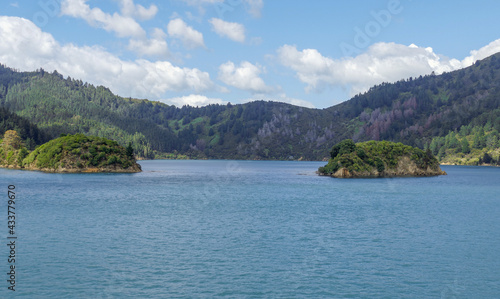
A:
[{"left": 1, "top": 0, "right": 500, "bottom": 108}]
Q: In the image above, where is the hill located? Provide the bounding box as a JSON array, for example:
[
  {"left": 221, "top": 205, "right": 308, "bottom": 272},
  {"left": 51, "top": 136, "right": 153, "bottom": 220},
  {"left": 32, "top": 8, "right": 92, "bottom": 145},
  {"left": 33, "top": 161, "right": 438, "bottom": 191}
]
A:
[
  {"left": 318, "top": 139, "right": 446, "bottom": 178},
  {"left": 1, "top": 52, "right": 499, "bottom": 161},
  {"left": 0, "top": 130, "right": 141, "bottom": 173}
]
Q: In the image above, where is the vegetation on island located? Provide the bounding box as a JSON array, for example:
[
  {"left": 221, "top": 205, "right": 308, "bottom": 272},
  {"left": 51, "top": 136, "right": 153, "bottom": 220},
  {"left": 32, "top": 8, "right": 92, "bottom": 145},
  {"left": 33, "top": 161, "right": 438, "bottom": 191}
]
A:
[
  {"left": 0, "top": 130, "right": 141, "bottom": 172},
  {"left": 319, "top": 139, "right": 445, "bottom": 178},
  {"left": 1, "top": 52, "right": 500, "bottom": 162}
]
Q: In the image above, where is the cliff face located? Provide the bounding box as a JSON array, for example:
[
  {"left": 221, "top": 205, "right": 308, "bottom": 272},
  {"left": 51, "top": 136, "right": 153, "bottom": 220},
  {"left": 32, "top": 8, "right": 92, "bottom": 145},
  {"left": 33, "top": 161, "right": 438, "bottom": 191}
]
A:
[
  {"left": 319, "top": 140, "right": 446, "bottom": 178},
  {"left": 1, "top": 131, "right": 141, "bottom": 173}
]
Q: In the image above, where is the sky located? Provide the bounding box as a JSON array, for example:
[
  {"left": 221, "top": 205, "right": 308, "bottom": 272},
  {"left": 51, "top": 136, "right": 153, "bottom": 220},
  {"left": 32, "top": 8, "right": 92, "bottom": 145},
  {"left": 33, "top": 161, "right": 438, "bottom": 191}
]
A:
[{"left": 1, "top": 0, "right": 500, "bottom": 109}]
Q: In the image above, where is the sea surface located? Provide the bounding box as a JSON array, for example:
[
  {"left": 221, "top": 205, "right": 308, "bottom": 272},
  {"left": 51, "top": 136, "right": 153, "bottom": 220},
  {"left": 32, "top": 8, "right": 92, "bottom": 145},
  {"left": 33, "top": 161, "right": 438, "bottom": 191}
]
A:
[{"left": 1, "top": 160, "right": 499, "bottom": 298}]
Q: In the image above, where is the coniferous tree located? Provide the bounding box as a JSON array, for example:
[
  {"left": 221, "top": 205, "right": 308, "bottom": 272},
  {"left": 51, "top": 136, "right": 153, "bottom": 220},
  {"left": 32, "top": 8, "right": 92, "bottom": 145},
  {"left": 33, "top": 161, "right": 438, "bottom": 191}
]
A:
[{"left": 461, "top": 138, "right": 470, "bottom": 154}]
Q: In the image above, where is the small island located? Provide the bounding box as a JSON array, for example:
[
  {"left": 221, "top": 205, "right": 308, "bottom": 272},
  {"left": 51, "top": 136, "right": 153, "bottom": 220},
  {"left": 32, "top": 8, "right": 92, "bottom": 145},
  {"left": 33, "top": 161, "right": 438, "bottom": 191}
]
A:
[
  {"left": 318, "top": 139, "right": 446, "bottom": 178},
  {"left": 0, "top": 130, "right": 141, "bottom": 173}
]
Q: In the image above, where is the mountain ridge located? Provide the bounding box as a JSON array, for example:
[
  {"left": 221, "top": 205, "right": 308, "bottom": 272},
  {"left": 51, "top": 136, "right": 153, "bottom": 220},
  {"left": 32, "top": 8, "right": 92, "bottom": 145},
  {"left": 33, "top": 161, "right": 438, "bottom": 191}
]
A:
[{"left": 1, "top": 52, "right": 499, "bottom": 161}]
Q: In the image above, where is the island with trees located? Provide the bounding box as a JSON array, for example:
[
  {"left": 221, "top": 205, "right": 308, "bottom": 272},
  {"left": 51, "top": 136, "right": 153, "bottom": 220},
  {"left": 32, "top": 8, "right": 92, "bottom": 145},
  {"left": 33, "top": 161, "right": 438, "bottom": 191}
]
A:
[
  {"left": 318, "top": 139, "right": 446, "bottom": 178},
  {"left": 0, "top": 130, "right": 141, "bottom": 173}
]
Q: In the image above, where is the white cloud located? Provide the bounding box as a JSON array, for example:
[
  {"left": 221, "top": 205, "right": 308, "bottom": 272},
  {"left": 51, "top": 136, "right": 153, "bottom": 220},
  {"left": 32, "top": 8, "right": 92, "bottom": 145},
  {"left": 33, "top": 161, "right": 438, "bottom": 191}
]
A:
[
  {"left": 462, "top": 39, "right": 500, "bottom": 67},
  {"left": 0, "top": 16, "right": 213, "bottom": 100},
  {"left": 277, "top": 41, "right": 500, "bottom": 97},
  {"left": 276, "top": 94, "right": 315, "bottom": 108},
  {"left": 167, "top": 18, "right": 205, "bottom": 49},
  {"left": 180, "top": 0, "right": 262, "bottom": 18},
  {"left": 117, "top": 0, "right": 158, "bottom": 21},
  {"left": 218, "top": 61, "right": 274, "bottom": 94},
  {"left": 10, "top": 2, "right": 19, "bottom": 8},
  {"left": 161, "top": 94, "right": 226, "bottom": 107},
  {"left": 209, "top": 18, "right": 245, "bottom": 43},
  {"left": 243, "top": 93, "right": 315, "bottom": 108},
  {"left": 128, "top": 28, "right": 169, "bottom": 58},
  {"left": 61, "top": 0, "right": 146, "bottom": 38},
  {"left": 244, "top": 0, "right": 263, "bottom": 18},
  {"left": 61, "top": 0, "right": 168, "bottom": 58}
]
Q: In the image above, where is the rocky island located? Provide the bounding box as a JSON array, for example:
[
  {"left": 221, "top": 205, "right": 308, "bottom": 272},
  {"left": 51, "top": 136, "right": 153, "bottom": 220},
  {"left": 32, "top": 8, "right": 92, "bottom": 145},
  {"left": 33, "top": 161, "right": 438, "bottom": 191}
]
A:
[
  {"left": 318, "top": 139, "right": 446, "bottom": 178},
  {"left": 0, "top": 130, "right": 141, "bottom": 173}
]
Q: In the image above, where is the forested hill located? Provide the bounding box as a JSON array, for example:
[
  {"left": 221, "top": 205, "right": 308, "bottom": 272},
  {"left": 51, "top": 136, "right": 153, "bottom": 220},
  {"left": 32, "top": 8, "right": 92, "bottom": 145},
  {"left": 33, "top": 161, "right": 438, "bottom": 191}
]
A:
[
  {"left": 0, "top": 63, "right": 353, "bottom": 160},
  {"left": 337, "top": 53, "right": 500, "bottom": 149},
  {"left": 1, "top": 52, "right": 499, "bottom": 160}
]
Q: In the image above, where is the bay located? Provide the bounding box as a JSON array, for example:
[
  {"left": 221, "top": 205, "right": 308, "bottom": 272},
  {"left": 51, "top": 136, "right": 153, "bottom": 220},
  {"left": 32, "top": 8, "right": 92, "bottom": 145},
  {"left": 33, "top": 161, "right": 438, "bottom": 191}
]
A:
[{"left": 1, "top": 161, "right": 499, "bottom": 298}]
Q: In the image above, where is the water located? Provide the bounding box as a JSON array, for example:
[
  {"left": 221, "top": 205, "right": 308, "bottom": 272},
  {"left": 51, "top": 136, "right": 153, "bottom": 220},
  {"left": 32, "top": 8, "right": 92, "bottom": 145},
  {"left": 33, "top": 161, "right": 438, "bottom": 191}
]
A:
[{"left": 1, "top": 161, "right": 499, "bottom": 298}]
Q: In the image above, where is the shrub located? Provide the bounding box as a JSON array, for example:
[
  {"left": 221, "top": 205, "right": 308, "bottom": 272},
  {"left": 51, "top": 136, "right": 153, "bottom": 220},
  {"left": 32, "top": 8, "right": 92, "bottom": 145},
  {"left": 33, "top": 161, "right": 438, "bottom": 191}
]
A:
[
  {"left": 330, "top": 139, "right": 356, "bottom": 158},
  {"left": 107, "top": 155, "right": 118, "bottom": 165},
  {"left": 375, "top": 158, "right": 385, "bottom": 172}
]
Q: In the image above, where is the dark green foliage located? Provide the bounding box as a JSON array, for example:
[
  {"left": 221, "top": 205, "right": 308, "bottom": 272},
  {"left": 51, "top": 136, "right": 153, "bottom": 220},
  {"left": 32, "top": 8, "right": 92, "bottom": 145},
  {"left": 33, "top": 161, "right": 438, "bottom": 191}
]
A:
[
  {"left": 482, "top": 152, "right": 492, "bottom": 164},
  {"left": 461, "top": 138, "right": 470, "bottom": 154},
  {"left": 375, "top": 158, "right": 385, "bottom": 172},
  {"left": 330, "top": 139, "right": 356, "bottom": 158},
  {"left": 0, "top": 107, "right": 49, "bottom": 149},
  {"left": 23, "top": 133, "right": 136, "bottom": 170},
  {"left": 319, "top": 140, "right": 440, "bottom": 175},
  {"left": 126, "top": 142, "right": 134, "bottom": 158}
]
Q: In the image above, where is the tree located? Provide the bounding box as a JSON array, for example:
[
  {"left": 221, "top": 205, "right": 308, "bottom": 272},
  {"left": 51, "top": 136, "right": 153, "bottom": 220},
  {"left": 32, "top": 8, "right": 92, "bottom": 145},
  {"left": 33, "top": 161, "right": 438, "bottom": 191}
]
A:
[
  {"left": 330, "top": 139, "right": 356, "bottom": 159},
  {"left": 486, "top": 130, "right": 499, "bottom": 148},
  {"left": 461, "top": 138, "right": 470, "bottom": 154},
  {"left": 126, "top": 142, "right": 134, "bottom": 158},
  {"left": 483, "top": 153, "right": 492, "bottom": 164},
  {"left": 473, "top": 127, "right": 486, "bottom": 149},
  {"left": 447, "top": 132, "right": 460, "bottom": 148},
  {"left": 2, "top": 130, "right": 23, "bottom": 149}
]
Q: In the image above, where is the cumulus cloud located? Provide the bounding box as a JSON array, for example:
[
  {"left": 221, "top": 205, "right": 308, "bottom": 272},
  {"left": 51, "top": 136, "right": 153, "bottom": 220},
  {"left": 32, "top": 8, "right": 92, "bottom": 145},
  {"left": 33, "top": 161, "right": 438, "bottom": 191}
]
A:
[
  {"left": 462, "top": 39, "right": 500, "bottom": 67},
  {"left": 244, "top": 0, "right": 263, "bottom": 18},
  {"left": 180, "top": 0, "right": 262, "bottom": 18},
  {"left": 61, "top": 0, "right": 168, "bottom": 57},
  {"left": 61, "top": 0, "right": 146, "bottom": 38},
  {"left": 277, "top": 41, "right": 500, "bottom": 97},
  {"left": 243, "top": 93, "right": 315, "bottom": 108},
  {"left": 209, "top": 18, "right": 245, "bottom": 43},
  {"left": 218, "top": 61, "right": 274, "bottom": 94},
  {"left": 128, "top": 28, "right": 169, "bottom": 58},
  {"left": 161, "top": 94, "right": 226, "bottom": 107},
  {"left": 0, "top": 16, "right": 213, "bottom": 100},
  {"left": 167, "top": 18, "right": 205, "bottom": 49},
  {"left": 117, "top": 0, "right": 158, "bottom": 21}
]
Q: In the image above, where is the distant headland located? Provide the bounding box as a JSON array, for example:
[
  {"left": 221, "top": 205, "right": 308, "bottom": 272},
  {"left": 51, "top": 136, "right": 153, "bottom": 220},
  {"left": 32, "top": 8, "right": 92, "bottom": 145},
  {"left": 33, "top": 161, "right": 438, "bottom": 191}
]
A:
[
  {"left": 318, "top": 139, "right": 446, "bottom": 178},
  {"left": 0, "top": 130, "right": 141, "bottom": 173}
]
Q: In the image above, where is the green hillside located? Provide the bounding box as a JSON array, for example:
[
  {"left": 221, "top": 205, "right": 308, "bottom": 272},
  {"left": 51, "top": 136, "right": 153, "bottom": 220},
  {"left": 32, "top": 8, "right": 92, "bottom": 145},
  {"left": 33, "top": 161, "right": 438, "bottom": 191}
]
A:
[{"left": 1, "top": 52, "right": 500, "bottom": 162}]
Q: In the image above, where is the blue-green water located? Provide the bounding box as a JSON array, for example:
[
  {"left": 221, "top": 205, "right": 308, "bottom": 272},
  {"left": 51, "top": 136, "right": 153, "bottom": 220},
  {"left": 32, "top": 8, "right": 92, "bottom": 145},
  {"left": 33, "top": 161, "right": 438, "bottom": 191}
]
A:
[{"left": 1, "top": 161, "right": 499, "bottom": 298}]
